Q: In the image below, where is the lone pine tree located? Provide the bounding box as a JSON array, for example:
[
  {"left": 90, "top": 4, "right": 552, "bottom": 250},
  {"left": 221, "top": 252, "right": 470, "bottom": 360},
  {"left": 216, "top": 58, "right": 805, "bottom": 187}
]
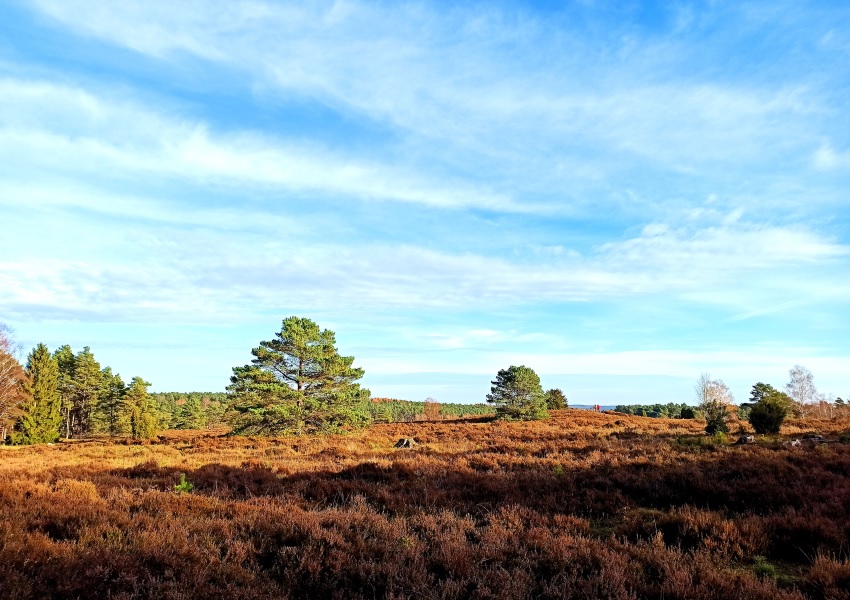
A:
[
  {"left": 228, "top": 316, "right": 370, "bottom": 435},
  {"left": 486, "top": 365, "right": 548, "bottom": 421}
]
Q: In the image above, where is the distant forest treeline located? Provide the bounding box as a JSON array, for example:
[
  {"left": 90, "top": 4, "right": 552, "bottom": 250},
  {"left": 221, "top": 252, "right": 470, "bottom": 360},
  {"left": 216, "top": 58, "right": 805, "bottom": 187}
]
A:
[
  {"left": 151, "top": 393, "right": 496, "bottom": 430},
  {"left": 150, "top": 392, "right": 231, "bottom": 430},
  {"left": 614, "top": 403, "right": 698, "bottom": 419},
  {"left": 367, "top": 397, "right": 495, "bottom": 422},
  {"left": 151, "top": 396, "right": 708, "bottom": 428}
]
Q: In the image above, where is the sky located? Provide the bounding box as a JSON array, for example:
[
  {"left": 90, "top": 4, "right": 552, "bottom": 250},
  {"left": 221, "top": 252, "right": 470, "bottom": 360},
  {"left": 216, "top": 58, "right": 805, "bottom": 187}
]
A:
[{"left": 1, "top": 0, "right": 849, "bottom": 404}]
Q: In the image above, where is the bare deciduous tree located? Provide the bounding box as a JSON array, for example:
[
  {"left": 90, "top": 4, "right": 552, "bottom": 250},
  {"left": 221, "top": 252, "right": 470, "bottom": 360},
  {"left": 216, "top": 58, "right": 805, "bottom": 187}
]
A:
[
  {"left": 785, "top": 365, "right": 817, "bottom": 417},
  {"left": 0, "top": 323, "right": 28, "bottom": 440},
  {"left": 695, "top": 372, "right": 734, "bottom": 434}
]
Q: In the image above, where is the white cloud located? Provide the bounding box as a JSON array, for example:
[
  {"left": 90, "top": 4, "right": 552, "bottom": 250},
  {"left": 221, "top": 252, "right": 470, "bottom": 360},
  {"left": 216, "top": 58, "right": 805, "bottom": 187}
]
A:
[
  {"left": 813, "top": 143, "right": 850, "bottom": 171},
  {"left": 363, "top": 347, "right": 850, "bottom": 380},
  {"left": 0, "top": 78, "right": 528, "bottom": 213},
  {"left": 2, "top": 196, "right": 847, "bottom": 324},
  {"left": 5, "top": 0, "right": 849, "bottom": 398},
  {"left": 24, "top": 0, "right": 823, "bottom": 175}
]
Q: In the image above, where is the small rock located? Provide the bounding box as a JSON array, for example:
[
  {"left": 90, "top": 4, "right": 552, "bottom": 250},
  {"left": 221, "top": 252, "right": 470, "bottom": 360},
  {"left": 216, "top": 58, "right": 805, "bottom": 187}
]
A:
[
  {"left": 735, "top": 435, "right": 755, "bottom": 445},
  {"left": 394, "top": 438, "right": 416, "bottom": 449}
]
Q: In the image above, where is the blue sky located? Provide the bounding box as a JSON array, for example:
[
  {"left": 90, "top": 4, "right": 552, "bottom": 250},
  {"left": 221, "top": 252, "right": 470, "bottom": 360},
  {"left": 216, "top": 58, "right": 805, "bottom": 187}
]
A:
[{"left": 1, "top": 0, "right": 849, "bottom": 404}]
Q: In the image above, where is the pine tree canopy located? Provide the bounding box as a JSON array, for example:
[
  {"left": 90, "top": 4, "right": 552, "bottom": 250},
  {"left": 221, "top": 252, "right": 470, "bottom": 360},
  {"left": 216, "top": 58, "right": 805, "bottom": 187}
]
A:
[
  {"left": 15, "top": 343, "right": 62, "bottom": 444},
  {"left": 228, "top": 316, "right": 370, "bottom": 435},
  {"left": 486, "top": 365, "right": 548, "bottom": 421},
  {"left": 124, "top": 376, "right": 158, "bottom": 439},
  {"left": 544, "top": 388, "right": 568, "bottom": 410}
]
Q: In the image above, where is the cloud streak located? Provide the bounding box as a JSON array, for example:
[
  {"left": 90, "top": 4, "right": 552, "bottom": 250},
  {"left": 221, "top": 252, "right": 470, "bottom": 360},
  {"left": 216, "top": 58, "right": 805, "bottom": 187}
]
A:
[
  {"left": 3, "top": 0, "right": 849, "bottom": 399},
  {"left": 0, "top": 78, "right": 530, "bottom": 213}
]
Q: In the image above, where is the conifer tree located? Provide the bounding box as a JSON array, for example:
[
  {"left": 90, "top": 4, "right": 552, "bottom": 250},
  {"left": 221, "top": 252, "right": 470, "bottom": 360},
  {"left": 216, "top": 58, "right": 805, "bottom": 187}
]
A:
[
  {"left": 177, "top": 394, "right": 206, "bottom": 429},
  {"left": 123, "top": 377, "right": 158, "bottom": 439},
  {"left": 228, "top": 316, "right": 370, "bottom": 435},
  {"left": 97, "top": 367, "right": 126, "bottom": 436},
  {"left": 71, "top": 347, "right": 103, "bottom": 436},
  {"left": 53, "top": 345, "right": 76, "bottom": 439},
  {"left": 14, "top": 344, "right": 62, "bottom": 444},
  {"left": 544, "top": 388, "right": 568, "bottom": 410},
  {"left": 486, "top": 365, "right": 549, "bottom": 420}
]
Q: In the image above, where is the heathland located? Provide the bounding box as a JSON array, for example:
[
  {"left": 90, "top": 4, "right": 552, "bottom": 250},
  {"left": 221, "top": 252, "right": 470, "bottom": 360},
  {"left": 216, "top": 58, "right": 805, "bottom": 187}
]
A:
[{"left": 1, "top": 410, "right": 849, "bottom": 599}]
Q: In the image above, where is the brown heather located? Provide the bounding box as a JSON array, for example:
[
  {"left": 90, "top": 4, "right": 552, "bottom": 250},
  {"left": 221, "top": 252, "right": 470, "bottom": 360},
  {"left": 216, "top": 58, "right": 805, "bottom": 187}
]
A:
[{"left": 1, "top": 410, "right": 849, "bottom": 599}]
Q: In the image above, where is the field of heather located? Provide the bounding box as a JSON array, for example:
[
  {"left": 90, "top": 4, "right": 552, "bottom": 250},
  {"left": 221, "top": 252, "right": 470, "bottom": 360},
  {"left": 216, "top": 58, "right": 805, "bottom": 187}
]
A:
[{"left": 2, "top": 410, "right": 849, "bottom": 600}]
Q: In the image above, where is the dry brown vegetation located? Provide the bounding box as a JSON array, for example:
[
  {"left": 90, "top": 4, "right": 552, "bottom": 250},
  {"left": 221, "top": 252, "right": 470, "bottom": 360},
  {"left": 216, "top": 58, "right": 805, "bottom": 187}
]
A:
[{"left": 2, "top": 410, "right": 849, "bottom": 599}]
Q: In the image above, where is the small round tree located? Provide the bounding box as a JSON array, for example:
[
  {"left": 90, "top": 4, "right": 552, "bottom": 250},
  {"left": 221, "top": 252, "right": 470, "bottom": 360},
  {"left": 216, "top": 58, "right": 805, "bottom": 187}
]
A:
[
  {"left": 544, "top": 388, "right": 567, "bottom": 410},
  {"left": 749, "top": 394, "right": 790, "bottom": 434},
  {"left": 680, "top": 405, "right": 697, "bottom": 419},
  {"left": 486, "top": 365, "right": 548, "bottom": 421}
]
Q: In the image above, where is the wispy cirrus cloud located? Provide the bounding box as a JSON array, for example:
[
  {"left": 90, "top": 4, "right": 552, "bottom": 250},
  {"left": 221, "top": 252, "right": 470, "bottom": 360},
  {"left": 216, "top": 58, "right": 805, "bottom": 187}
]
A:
[
  {"left": 3, "top": 0, "right": 850, "bottom": 399},
  {"left": 0, "top": 78, "right": 530, "bottom": 213},
  {"left": 2, "top": 191, "right": 846, "bottom": 325},
  {"left": 23, "top": 0, "right": 828, "bottom": 181}
]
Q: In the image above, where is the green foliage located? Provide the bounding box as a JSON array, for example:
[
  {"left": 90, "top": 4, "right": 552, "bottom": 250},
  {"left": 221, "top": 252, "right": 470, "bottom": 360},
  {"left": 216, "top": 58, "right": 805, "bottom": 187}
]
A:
[
  {"left": 12, "top": 343, "right": 153, "bottom": 441},
  {"left": 228, "top": 316, "right": 370, "bottom": 435},
  {"left": 177, "top": 394, "right": 207, "bottom": 429},
  {"left": 486, "top": 365, "right": 548, "bottom": 421},
  {"left": 702, "top": 403, "right": 729, "bottom": 435},
  {"left": 367, "top": 400, "right": 494, "bottom": 423},
  {"left": 124, "top": 377, "right": 158, "bottom": 439},
  {"left": 50, "top": 345, "right": 107, "bottom": 437},
  {"left": 710, "top": 430, "right": 728, "bottom": 444},
  {"left": 52, "top": 345, "right": 76, "bottom": 438},
  {"left": 151, "top": 392, "right": 231, "bottom": 429},
  {"left": 749, "top": 382, "right": 778, "bottom": 404},
  {"left": 748, "top": 390, "right": 790, "bottom": 435},
  {"left": 543, "top": 388, "right": 567, "bottom": 410},
  {"left": 680, "top": 405, "right": 697, "bottom": 419},
  {"left": 96, "top": 367, "right": 126, "bottom": 436},
  {"left": 615, "top": 403, "right": 696, "bottom": 419},
  {"left": 752, "top": 556, "right": 776, "bottom": 581},
  {"left": 70, "top": 347, "right": 103, "bottom": 436},
  {"left": 174, "top": 473, "right": 194, "bottom": 494},
  {"left": 13, "top": 343, "right": 62, "bottom": 445}
]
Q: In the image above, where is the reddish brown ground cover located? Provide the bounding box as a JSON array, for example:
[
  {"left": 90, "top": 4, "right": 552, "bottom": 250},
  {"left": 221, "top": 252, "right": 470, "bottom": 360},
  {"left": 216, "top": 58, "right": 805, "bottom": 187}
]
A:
[{"left": 1, "top": 410, "right": 849, "bottom": 599}]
